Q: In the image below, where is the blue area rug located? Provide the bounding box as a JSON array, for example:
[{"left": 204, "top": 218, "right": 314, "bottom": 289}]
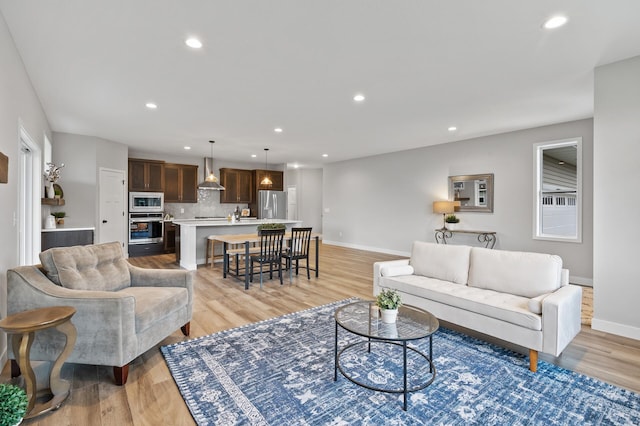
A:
[{"left": 161, "top": 298, "right": 640, "bottom": 425}]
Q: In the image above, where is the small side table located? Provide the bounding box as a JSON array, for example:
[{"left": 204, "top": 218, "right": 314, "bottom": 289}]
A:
[
  {"left": 434, "top": 229, "right": 497, "bottom": 249},
  {"left": 0, "top": 306, "right": 77, "bottom": 419}
]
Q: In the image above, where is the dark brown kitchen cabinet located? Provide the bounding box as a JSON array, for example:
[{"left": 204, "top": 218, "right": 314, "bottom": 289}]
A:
[
  {"left": 219, "top": 168, "right": 253, "bottom": 203},
  {"left": 128, "top": 159, "right": 165, "bottom": 192},
  {"left": 163, "top": 222, "right": 176, "bottom": 253},
  {"left": 254, "top": 169, "right": 284, "bottom": 191},
  {"left": 164, "top": 163, "right": 198, "bottom": 203}
]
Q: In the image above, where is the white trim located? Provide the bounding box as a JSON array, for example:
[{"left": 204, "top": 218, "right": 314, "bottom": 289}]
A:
[
  {"left": 322, "top": 240, "right": 410, "bottom": 257},
  {"left": 592, "top": 318, "right": 640, "bottom": 341},
  {"left": 532, "top": 137, "right": 583, "bottom": 243},
  {"left": 18, "top": 121, "right": 41, "bottom": 265}
]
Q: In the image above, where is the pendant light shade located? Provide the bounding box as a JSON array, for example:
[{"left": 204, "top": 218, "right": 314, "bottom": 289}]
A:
[
  {"left": 198, "top": 141, "right": 225, "bottom": 190},
  {"left": 260, "top": 148, "right": 273, "bottom": 187}
]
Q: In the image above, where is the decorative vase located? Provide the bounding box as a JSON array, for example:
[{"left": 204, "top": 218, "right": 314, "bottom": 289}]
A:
[
  {"left": 447, "top": 223, "right": 457, "bottom": 230},
  {"left": 380, "top": 308, "right": 398, "bottom": 324},
  {"left": 46, "top": 182, "right": 55, "bottom": 198}
]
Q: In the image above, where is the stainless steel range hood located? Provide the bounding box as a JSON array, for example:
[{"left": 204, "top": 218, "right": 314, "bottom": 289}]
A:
[{"left": 198, "top": 157, "right": 225, "bottom": 190}]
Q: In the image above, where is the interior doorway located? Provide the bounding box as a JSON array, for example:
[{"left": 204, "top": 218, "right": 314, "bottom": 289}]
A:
[
  {"left": 98, "top": 168, "right": 127, "bottom": 248},
  {"left": 18, "top": 126, "right": 41, "bottom": 265}
]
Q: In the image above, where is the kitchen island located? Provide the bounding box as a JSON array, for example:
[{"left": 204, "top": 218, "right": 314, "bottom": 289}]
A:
[{"left": 172, "top": 218, "right": 302, "bottom": 270}]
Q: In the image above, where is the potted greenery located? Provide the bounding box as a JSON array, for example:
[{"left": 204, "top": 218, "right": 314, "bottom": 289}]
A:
[
  {"left": 0, "top": 383, "right": 28, "bottom": 426},
  {"left": 256, "top": 223, "right": 286, "bottom": 232},
  {"left": 376, "top": 288, "right": 402, "bottom": 323},
  {"left": 52, "top": 211, "right": 66, "bottom": 225},
  {"left": 445, "top": 214, "right": 460, "bottom": 230}
]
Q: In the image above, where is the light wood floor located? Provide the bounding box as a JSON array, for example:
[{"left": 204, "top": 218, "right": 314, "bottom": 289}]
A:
[{"left": 5, "top": 244, "right": 640, "bottom": 425}]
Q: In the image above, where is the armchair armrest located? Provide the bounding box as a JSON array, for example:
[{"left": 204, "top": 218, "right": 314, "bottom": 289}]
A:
[
  {"left": 7, "top": 266, "right": 137, "bottom": 365},
  {"left": 127, "top": 263, "right": 193, "bottom": 307},
  {"left": 542, "top": 284, "right": 582, "bottom": 356}
]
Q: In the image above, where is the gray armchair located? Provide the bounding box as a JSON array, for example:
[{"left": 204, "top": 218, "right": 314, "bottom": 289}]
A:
[{"left": 6, "top": 242, "right": 192, "bottom": 385}]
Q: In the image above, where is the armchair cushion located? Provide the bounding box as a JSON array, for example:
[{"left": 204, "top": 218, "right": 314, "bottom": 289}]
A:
[{"left": 39, "top": 242, "right": 131, "bottom": 291}]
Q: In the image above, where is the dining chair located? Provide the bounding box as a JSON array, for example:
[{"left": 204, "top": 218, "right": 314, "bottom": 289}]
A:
[
  {"left": 282, "top": 227, "right": 313, "bottom": 283},
  {"left": 250, "top": 228, "right": 286, "bottom": 288}
]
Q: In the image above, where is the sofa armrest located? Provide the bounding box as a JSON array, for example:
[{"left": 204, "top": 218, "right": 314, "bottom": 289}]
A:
[
  {"left": 7, "top": 266, "right": 137, "bottom": 364},
  {"left": 541, "top": 284, "right": 582, "bottom": 356},
  {"left": 373, "top": 259, "right": 410, "bottom": 296}
]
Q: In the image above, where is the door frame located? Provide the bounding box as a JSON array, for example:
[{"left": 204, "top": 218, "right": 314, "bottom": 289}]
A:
[
  {"left": 18, "top": 123, "right": 41, "bottom": 265},
  {"left": 97, "top": 167, "right": 127, "bottom": 250}
]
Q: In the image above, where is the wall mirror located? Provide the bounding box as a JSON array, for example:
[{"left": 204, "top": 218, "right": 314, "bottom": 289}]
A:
[
  {"left": 448, "top": 173, "right": 494, "bottom": 212},
  {"left": 533, "top": 138, "right": 582, "bottom": 242}
]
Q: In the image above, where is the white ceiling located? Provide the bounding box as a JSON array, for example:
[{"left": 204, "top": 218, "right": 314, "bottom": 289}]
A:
[{"left": 2, "top": 1, "right": 640, "bottom": 168}]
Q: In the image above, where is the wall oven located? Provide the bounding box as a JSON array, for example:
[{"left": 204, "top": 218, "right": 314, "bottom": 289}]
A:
[
  {"left": 129, "top": 192, "right": 164, "bottom": 213},
  {"left": 129, "top": 213, "right": 164, "bottom": 244}
]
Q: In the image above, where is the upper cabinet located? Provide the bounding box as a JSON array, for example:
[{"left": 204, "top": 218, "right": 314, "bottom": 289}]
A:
[
  {"left": 165, "top": 163, "right": 198, "bottom": 203},
  {"left": 254, "top": 169, "right": 284, "bottom": 191},
  {"left": 129, "top": 159, "right": 165, "bottom": 192},
  {"left": 219, "top": 168, "right": 253, "bottom": 203}
]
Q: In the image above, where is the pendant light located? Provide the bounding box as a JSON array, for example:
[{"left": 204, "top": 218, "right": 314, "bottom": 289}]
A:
[
  {"left": 260, "top": 148, "right": 273, "bottom": 188},
  {"left": 198, "top": 140, "right": 225, "bottom": 190}
]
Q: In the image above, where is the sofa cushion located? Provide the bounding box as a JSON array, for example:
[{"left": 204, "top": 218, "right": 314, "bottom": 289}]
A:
[
  {"left": 527, "top": 293, "right": 551, "bottom": 314},
  {"left": 39, "top": 242, "right": 131, "bottom": 291},
  {"left": 118, "top": 286, "right": 188, "bottom": 333},
  {"left": 380, "top": 275, "right": 542, "bottom": 331},
  {"left": 468, "top": 247, "right": 562, "bottom": 298},
  {"left": 380, "top": 265, "right": 415, "bottom": 277},
  {"left": 410, "top": 241, "right": 471, "bottom": 285}
]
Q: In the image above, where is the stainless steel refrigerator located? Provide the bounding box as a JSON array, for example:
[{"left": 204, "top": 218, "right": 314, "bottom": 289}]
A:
[{"left": 258, "top": 190, "right": 287, "bottom": 219}]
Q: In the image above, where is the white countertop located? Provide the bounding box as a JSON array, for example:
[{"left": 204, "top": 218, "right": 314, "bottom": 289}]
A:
[
  {"left": 173, "top": 218, "right": 298, "bottom": 226},
  {"left": 42, "top": 227, "right": 95, "bottom": 233}
]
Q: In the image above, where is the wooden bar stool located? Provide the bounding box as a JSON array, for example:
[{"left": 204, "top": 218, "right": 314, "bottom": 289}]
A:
[{"left": 0, "top": 306, "right": 77, "bottom": 419}]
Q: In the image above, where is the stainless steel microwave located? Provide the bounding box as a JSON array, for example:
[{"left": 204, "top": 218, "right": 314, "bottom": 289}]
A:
[{"left": 129, "top": 192, "right": 164, "bottom": 213}]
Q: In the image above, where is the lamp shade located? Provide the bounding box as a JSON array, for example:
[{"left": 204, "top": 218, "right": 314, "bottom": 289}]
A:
[{"left": 433, "top": 200, "right": 460, "bottom": 214}]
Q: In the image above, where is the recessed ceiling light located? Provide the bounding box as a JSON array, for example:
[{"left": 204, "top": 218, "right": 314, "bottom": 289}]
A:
[
  {"left": 251, "top": 154, "right": 257, "bottom": 158},
  {"left": 185, "top": 38, "right": 203, "bottom": 49},
  {"left": 145, "top": 102, "right": 158, "bottom": 109},
  {"left": 184, "top": 146, "right": 191, "bottom": 150},
  {"left": 293, "top": 164, "right": 299, "bottom": 169},
  {"left": 448, "top": 126, "right": 457, "bottom": 132},
  {"left": 274, "top": 128, "right": 283, "bottom": 133},
  {"left": 353, "top": 94, "right": 365, "bottom": 102},
  {"left": 322, "top": 154, "right": 329, "bottom": 158},
  {"left": 543, "top": 16, "right": 568, "bottom": 29}
]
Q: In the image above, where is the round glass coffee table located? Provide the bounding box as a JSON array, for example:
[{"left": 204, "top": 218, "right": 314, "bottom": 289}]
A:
[{"left": 333, "top": 300, "right": 439, "bottom": 411}]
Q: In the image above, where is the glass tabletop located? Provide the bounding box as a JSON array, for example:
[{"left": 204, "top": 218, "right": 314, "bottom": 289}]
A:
[{"left": 335, "top": 301, "right": 439, "bottom": 341}]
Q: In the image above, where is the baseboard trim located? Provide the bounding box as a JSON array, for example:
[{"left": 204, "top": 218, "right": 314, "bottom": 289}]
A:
[
  {"left": 570, "top": 276, "right": 593, "bottom": 287},
  {"left": 322, "top": 240, "right": 410, "bottom": 257},
  {"left": 592, "top": 318, "right": 640, "bottom": 341}
]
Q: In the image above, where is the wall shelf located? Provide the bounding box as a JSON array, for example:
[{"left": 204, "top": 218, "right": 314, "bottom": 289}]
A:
[{"left": 42, "top": 198, "right": 65, "bottom": 206}]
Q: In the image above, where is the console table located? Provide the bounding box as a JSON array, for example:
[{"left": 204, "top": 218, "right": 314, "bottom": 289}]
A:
[{"left": 434, "top": 229, "right": 497, "bottom": 249}]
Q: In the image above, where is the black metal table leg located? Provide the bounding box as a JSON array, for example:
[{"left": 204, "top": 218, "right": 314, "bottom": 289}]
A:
[
  {"left": 244, "top": 241, "right": 250, "bottom": 290},
  {"left": 223, "top": 242, "right": 228, "bottom": 278},
  {"left": 315, "top": 236, "right": 319, "bottom": 277}
]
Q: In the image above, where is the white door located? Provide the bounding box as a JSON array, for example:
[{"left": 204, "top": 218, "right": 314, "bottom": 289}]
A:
[
  {"left": 98, "top": 168, "right": 126, "bottom": 248},
  {"left": 18, "top": 126, "right": 41, "bottom": 265}
]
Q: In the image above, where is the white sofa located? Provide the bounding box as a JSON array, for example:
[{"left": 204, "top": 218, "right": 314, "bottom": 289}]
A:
[{"left": 373, "top": 241, "right": 582, "bottom": 372}]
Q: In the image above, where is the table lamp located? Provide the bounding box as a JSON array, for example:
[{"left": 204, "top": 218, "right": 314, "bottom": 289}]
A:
[{"left": 433, "top": 200, "right": 460, "bottom": 230}]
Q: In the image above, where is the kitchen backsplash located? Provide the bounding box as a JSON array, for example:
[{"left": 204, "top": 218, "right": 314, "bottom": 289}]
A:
[{"left": 164, "top": 189, "right": 248, "bottom": 219}]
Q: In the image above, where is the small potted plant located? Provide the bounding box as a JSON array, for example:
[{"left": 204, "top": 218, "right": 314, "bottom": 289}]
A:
[
  {"left": 376, "top": 288, "right": 402, "bottom": 323},
  {"left": 445, "top": 214, "right": 460, "bottom": 230},
  {"left": 256, "top": 223, "right": 286, "bottom": 232},
  {"left": 0, "top": 383, "right": 28, "bottom": 426},
  {"left": 52, "top": 211, "right": 66, "bottom": 225}
]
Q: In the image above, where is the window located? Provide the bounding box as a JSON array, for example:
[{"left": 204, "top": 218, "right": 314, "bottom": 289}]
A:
[{"left": 533, "top": 138, "right": 582, "bottom": 242}]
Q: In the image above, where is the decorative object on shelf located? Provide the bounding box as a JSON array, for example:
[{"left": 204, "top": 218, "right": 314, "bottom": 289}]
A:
[
  {"left": 0, "top": 383, "right": 28, "bottom": 426},
  {"left": 53, "top": 183, "right": 63, "bottom": 199},
  {"left": 198, "top": 141, "right": 225, "bottom": 190},
  {"left": 376, "top": 288, "right": 402, "bottom": 323},
  {"left": 433, "top": 200, "right": 460, "bottom": 230},
  {"left": 445, "top": 214, "right": 460, "bottom": 230},
  {"left": 43, "top": 162, "right": 65, "bottom": 199},
  {"left": 0, "top": 151, "right": 8, "bottom": 184},
  {"left": 260, "top": 148, "right": 273, "bottom": 188},
  {"left": 52, "top": 211, "right": 66, "bottom": 225},
  {"left": 44, "top": 214, "right": 56, "bottom": 229}
]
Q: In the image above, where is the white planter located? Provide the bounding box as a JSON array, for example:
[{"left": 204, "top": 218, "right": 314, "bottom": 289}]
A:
[
  {"left": 446, "top": 223, "right": 458, "bottom": 230},
  {"left": 380, "top": 308, "right": 398, "bottom": 324}
]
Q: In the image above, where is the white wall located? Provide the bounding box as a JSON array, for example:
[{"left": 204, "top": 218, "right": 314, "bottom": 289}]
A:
[
  {"left": 593, "top": 55, "right": 640, "bottom": 340},
  {"left": 52, "top": 132, "right": 128, "bottom": 229},
  {"left": 0, "top": 12, "right": 52, "bottom": 366},
  {"left": 285, "top": 168, "right": 323, "bottom": 232},
  {"left": 323, "top": 119, "right": 594, "bottom": 282}
]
